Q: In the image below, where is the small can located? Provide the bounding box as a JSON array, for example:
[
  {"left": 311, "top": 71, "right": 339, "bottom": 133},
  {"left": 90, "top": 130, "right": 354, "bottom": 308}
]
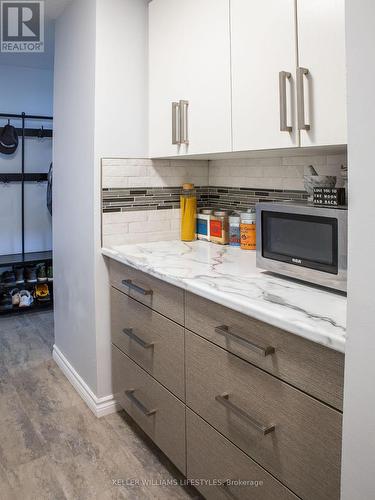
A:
[
  {"left": 229, "top": 213, "right": 241, "bottom": 247},
  {"left": 196, "top": 208, "right": 213, "bottom": 241},
  {"left": 210, "top": 210, "right": 229, "bottom": 245},
  {"left": 240, "top": 209, "right": 256, "bottom": 250}
]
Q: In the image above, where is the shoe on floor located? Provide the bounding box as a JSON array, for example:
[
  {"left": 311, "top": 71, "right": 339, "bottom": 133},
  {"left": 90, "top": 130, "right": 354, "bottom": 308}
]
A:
[
  {"left": 10, "top": 288, "right": 20, "bottom": 306},
  {"left": 47, "top": 265, "right": 53, "bottom": 282},
  {"left": 34, "top": 283, "right": 50, "bottom": 303},
  {"left": 24, "top": 267, "right": 37, "bottom": 283},
  {"left": 0, "top": 292, "right": 13, "bottom": 310},
  {"left": 37, "top": 264, "right": 47, "bottom": 283},
  {"left": 15, "top": 268, "right": 24, "bottom": 284},
  {"left": 19, "top": 290, "right": 33, "bottom": 308},
  {"left": 0, "top": 270, "right": 16, "bottom": 285}
]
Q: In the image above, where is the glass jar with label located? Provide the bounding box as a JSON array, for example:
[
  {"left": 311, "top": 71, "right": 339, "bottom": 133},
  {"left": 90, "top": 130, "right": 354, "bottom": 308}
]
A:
[
  {"left": 210, "top": 210, "right": 229, "bottom": 245},
  {"left": 240, "top": 209, "right": 256, "bottom": 250},
  {"left": 196, "top": 208, "right": 213, "bottom": 241},
  {"left": 229, "top": 213, "right": 241, "bottom": 247}
]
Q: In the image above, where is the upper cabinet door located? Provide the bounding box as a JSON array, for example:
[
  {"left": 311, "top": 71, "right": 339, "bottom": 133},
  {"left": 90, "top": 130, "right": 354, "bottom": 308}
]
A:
[
  {"left": 297, "top": 0, "right": 347, "bottom": 146},
  {"left": 231, "top": 0, "right": 298, "bottom": 152},
  {"left": 149, "top": 0, "right": 232, "bottom": 158}
]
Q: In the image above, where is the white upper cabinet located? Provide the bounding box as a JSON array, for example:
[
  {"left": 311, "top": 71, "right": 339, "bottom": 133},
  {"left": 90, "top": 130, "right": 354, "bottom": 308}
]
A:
[
  {"left": 297, "top": 0, "right": 347, "bottom": 146},
  {"left": 148, "top": 0, "right": 347, "bottom": 157},
  {"left": 231, "top": 0, "right": 299, "bottom": 152},
  {"left": 148, "top": 0, "right": 232, "bottom": 157}
]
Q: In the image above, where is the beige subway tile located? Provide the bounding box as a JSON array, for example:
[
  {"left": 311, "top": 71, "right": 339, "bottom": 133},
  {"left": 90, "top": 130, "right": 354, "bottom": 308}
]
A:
[
  {"left": 282, "top": 155, "right": 327, "bottom": 166},
  {"left": 282, "top": 178, "right": 305, "bottom": 190},
  {"left": 102, "top": 211, "right": 148, "bottom": 224},
  {"left": 128, "top": 220, "right": 171, "bottom": 234},
  {"left": 102, "top": 177, "right": 129, "bottom": 189},
  {"left": 103, "top": 223, "right": 129, "bottom": 235},
  {"left": 326, "top": 154, "right": 347, "bottom": 166}
]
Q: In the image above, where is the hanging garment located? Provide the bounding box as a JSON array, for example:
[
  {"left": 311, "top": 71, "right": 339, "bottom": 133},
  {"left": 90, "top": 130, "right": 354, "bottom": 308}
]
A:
[
  {"left": 0, "top": 124, "right": 18, "bottom": 154},
  {"left": 47, "top": 162, "right": 52, "bottom": 216}
]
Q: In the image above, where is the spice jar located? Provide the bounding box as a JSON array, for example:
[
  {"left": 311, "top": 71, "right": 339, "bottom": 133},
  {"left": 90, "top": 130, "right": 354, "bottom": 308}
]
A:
[
  {"left": 210, "top": 210, "right": 229, "bottom": 245},
  {"left": 180, "top": 183, "right": 197, "bottom": 241},
  {"left": 196, "top": 208, "right": 212, "bottom": 241},
  {"left": 229, "top": 213, "right": 241, "bottom": 247},
  {"left": 240, "top": 209, "right": 256, "bottom": 250}
]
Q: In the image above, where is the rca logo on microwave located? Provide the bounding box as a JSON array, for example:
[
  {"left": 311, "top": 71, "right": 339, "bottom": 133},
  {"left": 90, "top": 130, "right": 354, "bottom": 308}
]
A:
[
  {"left": 292, "top": 258, "right": 302, "bottom": 264},
  {"left": 1, "top": 1, "right": 44, "bottom": 52}
]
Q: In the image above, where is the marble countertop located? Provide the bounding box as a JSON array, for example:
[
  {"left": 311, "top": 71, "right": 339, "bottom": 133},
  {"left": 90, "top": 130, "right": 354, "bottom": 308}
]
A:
[{"left": 102, "top": 240, "right": 347, "bottom": 353}]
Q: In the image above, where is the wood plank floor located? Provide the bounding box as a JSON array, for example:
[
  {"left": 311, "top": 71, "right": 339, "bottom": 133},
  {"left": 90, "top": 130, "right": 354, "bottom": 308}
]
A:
[{"left": 0, "top": 311, "right": 200, "bottom": 500}]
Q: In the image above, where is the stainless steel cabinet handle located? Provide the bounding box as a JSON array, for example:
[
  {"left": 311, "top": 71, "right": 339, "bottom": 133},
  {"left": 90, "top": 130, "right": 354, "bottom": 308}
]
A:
[
  {"left": 121, "top": 279, "right": 153, "bottom": 296},
  {"left": 172, "top": 101, "right": 180, "bottom": 145},
  {"left": 215, "top": 325, "right": 275, "bottom": 357},
  {"left": 125, "top": 389, "right": 157, "bottom": 416},
  {"left": 215, "top": 393, "right": 275, "bottom": 435},
  {"left": 179, "top": 100, "right": 189, "bottom": 145},
  {"left": 279, "top": 71, "right": 292, "bottom": 132},
  {"left": 122, "top": 328, "right": 154, "bottom": 349},
  {"left": 297, "top": 67, "right": 310, "bottom": 131}
]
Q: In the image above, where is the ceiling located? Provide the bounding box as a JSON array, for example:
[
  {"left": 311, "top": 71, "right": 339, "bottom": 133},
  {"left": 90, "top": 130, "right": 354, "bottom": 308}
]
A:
[{"left": 0, "top": 0, "right": 73, "bottom": 70}]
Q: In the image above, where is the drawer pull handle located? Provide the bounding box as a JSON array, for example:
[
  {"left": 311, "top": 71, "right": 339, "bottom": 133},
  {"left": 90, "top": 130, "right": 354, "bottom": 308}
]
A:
[
  {"left": 125, "top": 389, "right": 157, "bottom": 416},
  {"left": 215, "top": 325, "right": 275, "bottom": 357},
  {"left": 215, "top": 393, "right": 275, "bottom": 435},
  {"left": 122, "top": 328, "right": 154, "bottom": 349},
  {"left": 122, "top": 279, "right": 153, "bottom": 296}
]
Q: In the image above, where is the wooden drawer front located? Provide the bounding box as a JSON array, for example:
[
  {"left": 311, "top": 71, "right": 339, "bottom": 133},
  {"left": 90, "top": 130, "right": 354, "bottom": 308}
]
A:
[
  {"left": 185, "top": 292, "right": 344, "bottom": 410},
  {"left": 112, "top": 345, "right": 186, "bottom": 474},
  {"left": 186, "top": 331, "right": 342, "bottom": 500},
  {"left": 187, "top": 409, "right": 298, "bottom": 500},
  {"left": 109, "top": 260, "right": 184, "bottom": 325},
  {"left": 111, "top": 287, "right": 185, "bottom": 400}
]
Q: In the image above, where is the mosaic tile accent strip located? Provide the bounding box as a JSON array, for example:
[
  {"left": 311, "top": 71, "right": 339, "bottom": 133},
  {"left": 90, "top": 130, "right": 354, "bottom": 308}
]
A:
[{"left": 102, "top": 186, "right": 308, "bottom": 213}]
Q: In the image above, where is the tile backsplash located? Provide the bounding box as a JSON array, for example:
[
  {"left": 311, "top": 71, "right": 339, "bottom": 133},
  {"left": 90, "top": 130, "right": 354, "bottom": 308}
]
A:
[{"left": 102, "top": 152, "right": 347, "bottom": 247}]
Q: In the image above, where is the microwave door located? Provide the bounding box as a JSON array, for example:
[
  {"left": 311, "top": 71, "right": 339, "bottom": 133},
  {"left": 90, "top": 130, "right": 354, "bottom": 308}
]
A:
[{"left": 261, "top": 211, "right": 338, "bottom": 275}]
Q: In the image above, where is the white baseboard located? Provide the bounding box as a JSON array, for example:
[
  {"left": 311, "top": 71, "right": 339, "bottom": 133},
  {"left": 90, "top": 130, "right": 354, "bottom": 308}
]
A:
[{"left": 53, "top": 345, "right": 121, "bottom": 418}]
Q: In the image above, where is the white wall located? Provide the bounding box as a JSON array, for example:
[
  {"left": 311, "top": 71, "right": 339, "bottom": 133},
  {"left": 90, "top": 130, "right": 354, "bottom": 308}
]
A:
[
  {"left": 94, "top": 0, "right": 149, "bottom": 398},
  {"left": 341, "top": 1, "right": 375, "bottom": 498},
  {"left": 0, "top": 65, "right": 53, "bottom": 255},
  {"left": 53, "top": 0, "right": 149, "bottom": 399},
  {"left": 53, "top": 0, "right": 98, "bottom": 393}
]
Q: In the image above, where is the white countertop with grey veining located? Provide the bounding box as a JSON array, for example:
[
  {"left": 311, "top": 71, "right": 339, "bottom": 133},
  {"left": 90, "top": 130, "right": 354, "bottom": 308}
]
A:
[{"left": 102, "top": 240, "right": 347, "bottom": 353}]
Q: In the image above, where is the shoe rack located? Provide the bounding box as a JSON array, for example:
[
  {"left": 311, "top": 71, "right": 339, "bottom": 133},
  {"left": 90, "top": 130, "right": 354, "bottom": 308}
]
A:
[{"left": 0, "top": 112, "right": 53, "bottom": 315}]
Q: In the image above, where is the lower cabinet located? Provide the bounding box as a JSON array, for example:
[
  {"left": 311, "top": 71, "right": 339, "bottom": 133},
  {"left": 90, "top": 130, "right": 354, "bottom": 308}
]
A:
[
  {"left": 186, "top": 409, "right": 298, "bottom": 500},
  {"left": 109, "top": 263, "right": 343, "bottom": 500},
  {"left": 112, "top": 345, "right": 186, "bottom": 474},
  {"left": 185, "top": 330, "right": 342, "bottom": 500}
]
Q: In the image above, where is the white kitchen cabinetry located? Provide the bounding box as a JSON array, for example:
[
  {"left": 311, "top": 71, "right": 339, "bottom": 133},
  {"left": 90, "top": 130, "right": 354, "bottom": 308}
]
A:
[
  {"left": 231, "top": 0, "right": 299, "bottom": 151},
  {"left": 296, "top": 0, "right": 347, "bottom": 146},
  {"left": 148, "top": 0, "right": 346, "bottom": 157},
  {"left": 148, "top": 0, "right": 232, "bottom": 157}
]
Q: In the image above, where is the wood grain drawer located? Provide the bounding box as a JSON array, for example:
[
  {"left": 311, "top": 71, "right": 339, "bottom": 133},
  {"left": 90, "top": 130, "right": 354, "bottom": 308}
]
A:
[
  {"left": 185, "top": 292, "right": 344, "bottom": 410},
  {"left": 111, "top": 287, "right": 185, "bottom": 400},
  {"left": 112, "top": 345, "right": 186, "bottom": 474},
  {"left": 186, "top": 330, "right": 342, "bottom": 500},
  {"left": 109, "top": 260, "right": 184, "bottom": 325},
  {"left": 187, "top": 409, "right": 298, "bottom": 500}
]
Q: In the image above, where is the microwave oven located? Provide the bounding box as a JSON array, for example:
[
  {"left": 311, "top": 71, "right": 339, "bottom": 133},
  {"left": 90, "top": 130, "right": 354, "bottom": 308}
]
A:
[{"left": 256, "top": 202, "right": 347, "bottom": 292}]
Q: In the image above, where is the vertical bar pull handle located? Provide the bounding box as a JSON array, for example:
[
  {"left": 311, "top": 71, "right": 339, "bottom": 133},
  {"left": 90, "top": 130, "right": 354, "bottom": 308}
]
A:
[
  {"left": 172, "top": 101, "right": 180, "bottom": 145},
  {"left": 179, "top": 100, "right": 189, "bottom": 145},
  {"left": 297, "top": 67, "right": 310, "bottom": 131},
  {"left": 279, "top": 71, "right": 292, "bottom": 132}
]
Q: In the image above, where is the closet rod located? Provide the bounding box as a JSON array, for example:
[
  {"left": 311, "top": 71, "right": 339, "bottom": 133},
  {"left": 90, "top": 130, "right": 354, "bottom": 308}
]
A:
[{"left": 0, "top": 112, "right": 53, "bottom": 120}]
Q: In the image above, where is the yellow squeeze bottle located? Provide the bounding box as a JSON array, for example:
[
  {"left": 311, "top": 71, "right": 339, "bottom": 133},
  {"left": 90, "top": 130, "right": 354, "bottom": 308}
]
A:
[{"left": 180, "top": 183, "right": 197, "bottom": 241}]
